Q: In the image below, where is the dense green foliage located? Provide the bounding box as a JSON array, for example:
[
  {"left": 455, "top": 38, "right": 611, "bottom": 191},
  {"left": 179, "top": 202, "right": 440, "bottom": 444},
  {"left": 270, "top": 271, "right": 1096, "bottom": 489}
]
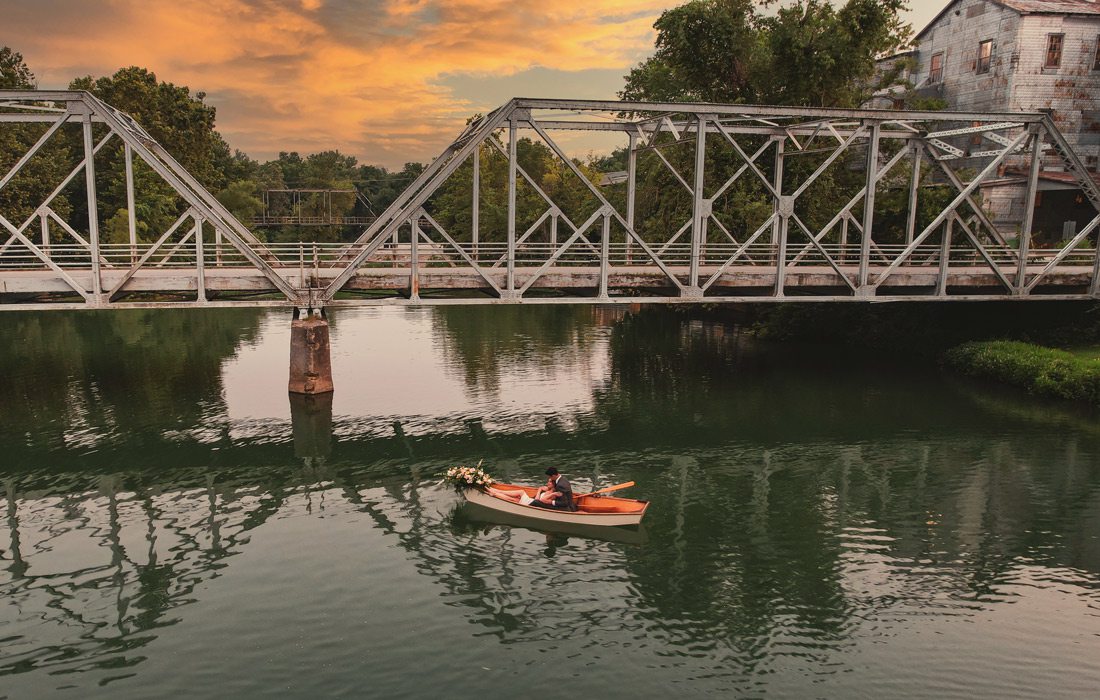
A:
[
  {"left": 945, "top": 340, "right": 1100, "bottom": 406},
  {"left": 621, "top": 0, "right": 912, "bottom": 108}
]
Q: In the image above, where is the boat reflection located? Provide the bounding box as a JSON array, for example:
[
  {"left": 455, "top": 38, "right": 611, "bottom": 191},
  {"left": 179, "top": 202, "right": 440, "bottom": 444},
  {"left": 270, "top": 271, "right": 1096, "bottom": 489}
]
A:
[{"left": 455, "top": 501, "right": 649, "bottom": 546}]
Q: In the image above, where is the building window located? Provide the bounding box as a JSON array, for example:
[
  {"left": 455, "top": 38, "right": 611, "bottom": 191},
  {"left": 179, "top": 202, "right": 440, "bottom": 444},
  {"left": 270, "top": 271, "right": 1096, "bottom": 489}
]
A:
[
  {"left": 1046, "top": 34, "right": 1064, "bottom": 68},
  {"left": 1095, "top": 35, "right": 1100, "bottom": 70},
  {"left": 977, "top": 40, "right": 993, "bottom": 74},
  {"left": 930, "top": 52, "right": 944, "bottom": 83}
]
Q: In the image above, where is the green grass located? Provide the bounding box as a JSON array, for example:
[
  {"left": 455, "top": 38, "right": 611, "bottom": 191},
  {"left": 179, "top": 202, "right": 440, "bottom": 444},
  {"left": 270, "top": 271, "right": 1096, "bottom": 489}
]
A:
[
  {"left": 1064, "top": 345, "right": 1100, "bottom": 361},
  {"left": 944, "top": 340, "right": 1100, "bottom": 406}
]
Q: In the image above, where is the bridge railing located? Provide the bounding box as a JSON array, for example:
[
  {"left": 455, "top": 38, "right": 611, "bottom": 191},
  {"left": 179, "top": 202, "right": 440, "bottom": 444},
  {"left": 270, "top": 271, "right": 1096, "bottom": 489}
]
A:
[{"left": 1, "top": 240, "right": 1094, "bottom": 271}]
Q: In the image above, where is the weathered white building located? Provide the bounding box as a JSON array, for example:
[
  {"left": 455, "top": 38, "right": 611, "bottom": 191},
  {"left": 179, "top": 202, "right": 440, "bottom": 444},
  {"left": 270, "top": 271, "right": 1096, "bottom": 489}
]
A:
[{"left": 895, "top": 0, "right": 1100, "bottom": 238}]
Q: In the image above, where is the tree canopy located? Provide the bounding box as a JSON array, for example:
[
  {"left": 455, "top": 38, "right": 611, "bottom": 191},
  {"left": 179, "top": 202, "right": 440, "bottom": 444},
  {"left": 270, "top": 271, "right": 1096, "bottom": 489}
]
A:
[{"left": 622, "top": 0, "right": 913, "bottom": 108}]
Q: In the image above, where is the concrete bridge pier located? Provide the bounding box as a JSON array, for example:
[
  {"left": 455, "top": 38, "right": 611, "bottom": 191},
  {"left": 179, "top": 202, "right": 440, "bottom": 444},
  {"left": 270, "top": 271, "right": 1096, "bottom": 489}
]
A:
[{"left": 289, "top": 308, "right": 334, "bottom": 395}]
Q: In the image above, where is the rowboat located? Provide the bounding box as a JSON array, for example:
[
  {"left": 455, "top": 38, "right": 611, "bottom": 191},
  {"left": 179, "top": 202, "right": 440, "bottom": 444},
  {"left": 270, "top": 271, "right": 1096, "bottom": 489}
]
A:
[
  {"left": 461, "top": 500, "right": 649, "bottom": 545},
  {"left": 462, "top": 483, "right": 649, "bottom": 527}
]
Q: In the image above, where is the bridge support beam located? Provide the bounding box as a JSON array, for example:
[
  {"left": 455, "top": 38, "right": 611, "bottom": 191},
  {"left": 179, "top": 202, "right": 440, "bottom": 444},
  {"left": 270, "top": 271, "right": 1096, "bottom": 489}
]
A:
[{"left": 289, "top": 310, "right": 334, "bottom": 395}]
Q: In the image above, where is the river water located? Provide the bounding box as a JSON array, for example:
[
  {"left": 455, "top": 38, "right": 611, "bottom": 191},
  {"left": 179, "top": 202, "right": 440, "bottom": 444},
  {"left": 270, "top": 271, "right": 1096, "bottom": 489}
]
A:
[{"left": 1, "top": 306, "right": 1098, "bottom": 699}]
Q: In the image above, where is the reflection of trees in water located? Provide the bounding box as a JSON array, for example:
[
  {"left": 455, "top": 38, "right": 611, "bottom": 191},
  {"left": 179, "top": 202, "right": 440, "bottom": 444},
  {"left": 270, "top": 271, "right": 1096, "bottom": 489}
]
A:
[
  {"left": 0, "top": 309, "right": 265, "bottom": 454},
  {"left": 0, "top": 462, "right": 321, "bottom": 679},
  {"left": 585, "top": 309, "right": 1100, "bottom": 660},
  {"left": 2, "top": 307, "right": 1100, "bottom": 684},
  {"left": 429, "top": 305, "right": 603, "bottom": 396},
  {"left": 2, "top": 430, "right": 1099, "bottom": 684}
]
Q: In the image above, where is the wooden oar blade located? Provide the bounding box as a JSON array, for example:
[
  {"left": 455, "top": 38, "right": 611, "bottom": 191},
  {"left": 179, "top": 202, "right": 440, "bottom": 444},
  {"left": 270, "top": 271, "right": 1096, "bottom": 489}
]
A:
[{"left": 582, "top": 481, "right": 635, "bottom": 497}]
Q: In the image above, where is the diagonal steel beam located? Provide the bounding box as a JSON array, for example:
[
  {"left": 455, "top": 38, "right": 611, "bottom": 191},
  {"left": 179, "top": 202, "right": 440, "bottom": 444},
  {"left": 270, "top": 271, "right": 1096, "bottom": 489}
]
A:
[
  {"left": 518, "top": 207, "right": 606, "bottom": 294},
  {"left": 922, "top": 142, "right": 1010, "bottom": 248},
  {"left": 0, "top": 112, "right": 69, "bottom": 192},
  {"left": 527, "top": 119, "right": 686, "bottom": 291},
  {"left": 486, "top": 136, "right": 601, "bottom": 257},
  {"left": 702, "top": 214, "right": 776, "bottom": 291},
  {"left": 107, "top": 210, "right": 195, "bottom": 299},
  {"left": 790, "top": 214, "right": 857, "bottom": 292},
  {"left": 418, "top": 210, "right": 503, "bottom": 295},
  {"left": 872, "top": 130, "right": 1030, "bottom": 287},
  {"left": 789, "top": 146, "right": 909, "bottom": 264},
  {"left": 0, "top": 213, "right": 91, "bottom": 300},
  {"left": 950, "top": 211, "right": 1013, "bottom": 292},
  {"left": 790, "top": 127, "right": 867, "bottom": 200},
  {"left": 1024, "top": 214, "right": 1100, "bottom": 292},
  {"left": 713, "top": 122, "right": 781, "bottom": 200},
  {"left": 321, "top": 102, "right": 518, "bottom": 301}
]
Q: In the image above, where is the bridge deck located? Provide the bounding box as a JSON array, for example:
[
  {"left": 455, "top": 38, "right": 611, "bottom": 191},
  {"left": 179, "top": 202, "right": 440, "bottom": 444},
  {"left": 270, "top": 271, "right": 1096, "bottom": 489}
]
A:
[{"left": 1, "top": 262, "right": 1093, "bottom": 307}]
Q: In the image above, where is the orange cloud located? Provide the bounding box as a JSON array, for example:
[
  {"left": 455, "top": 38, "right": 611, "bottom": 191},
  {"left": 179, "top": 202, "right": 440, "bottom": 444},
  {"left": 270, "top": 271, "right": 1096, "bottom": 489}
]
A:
[{"left": 7, "top": 0, "right": 666, "bottom": 166}]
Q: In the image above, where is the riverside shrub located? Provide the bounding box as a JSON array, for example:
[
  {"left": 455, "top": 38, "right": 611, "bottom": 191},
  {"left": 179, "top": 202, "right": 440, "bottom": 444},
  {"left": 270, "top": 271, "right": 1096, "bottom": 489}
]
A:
[{"left": 944, "top": 341, "right": 1100, "bottom": 406}]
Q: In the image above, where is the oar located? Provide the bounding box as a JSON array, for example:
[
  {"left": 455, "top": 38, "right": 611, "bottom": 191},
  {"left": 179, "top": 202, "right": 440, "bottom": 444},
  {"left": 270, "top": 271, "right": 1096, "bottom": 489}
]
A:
[{"left": 577, "top": 481, "right": 635, "bottom": 499}]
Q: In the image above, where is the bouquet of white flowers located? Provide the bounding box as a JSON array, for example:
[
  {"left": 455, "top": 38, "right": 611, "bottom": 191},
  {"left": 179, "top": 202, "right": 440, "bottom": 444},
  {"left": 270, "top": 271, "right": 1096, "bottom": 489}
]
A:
[{"left": 443, "top": 463, "right": 494, "bottom": 491}]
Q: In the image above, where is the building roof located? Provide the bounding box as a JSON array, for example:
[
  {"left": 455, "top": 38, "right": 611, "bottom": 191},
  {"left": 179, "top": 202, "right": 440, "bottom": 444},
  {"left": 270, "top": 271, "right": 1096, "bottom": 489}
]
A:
[
  {"left": 917, "top": 1, "right": 1100, "bottom": 41},
  {"left": 994, "top": 0, "right": 1100, "bottom": 14}
]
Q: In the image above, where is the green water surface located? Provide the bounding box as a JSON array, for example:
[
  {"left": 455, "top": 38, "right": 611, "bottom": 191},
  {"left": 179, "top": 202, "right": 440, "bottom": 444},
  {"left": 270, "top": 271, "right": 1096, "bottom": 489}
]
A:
[{"left": 1, "top": 306, "right": 1098, "bottom": 699}]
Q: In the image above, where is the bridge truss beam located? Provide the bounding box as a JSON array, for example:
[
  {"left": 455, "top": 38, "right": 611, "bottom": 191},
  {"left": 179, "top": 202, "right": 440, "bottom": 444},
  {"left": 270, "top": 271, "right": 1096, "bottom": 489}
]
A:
[{"left": 1, "top": 93, "right": 1099, "bottom": 310}]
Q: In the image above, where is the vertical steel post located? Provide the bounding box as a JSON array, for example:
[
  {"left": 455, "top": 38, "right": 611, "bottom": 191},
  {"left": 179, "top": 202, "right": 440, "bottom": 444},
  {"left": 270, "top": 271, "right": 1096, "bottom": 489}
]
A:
[
  {"left": 775, "top": 211, "right": 789, "bottom": 297},
  {"left": 82, "top": 113, "right": 102, "bottom": 300},
  {"left": 937, "top": 217, "right": 953, "bottom": 296},
  {"left": 626, "top": 132, "right": 637, "bottom": 264},
  {"left": 194, "top": 214, "right": 206, "bottom": 302},
  {"left": 905, "top": 145, "right": 922, "bottom": 245},
  {"left": 471, "top": 144, "right": 480, "bottom": 261},
  {"left": 599, "top": 211, "right": 611, "bottom": 298},
  {"left": 772, "top": 136, "right": 785, "bottom": 245},
  {"left": 840, "top": 214, "right": 850, "bottom": 263},
  {"left": 858, "top": 121, "right": 881, "bottom": 291},
  {"left": 550, "top": 212, "right": 558, "bottom": 247},
  {"left": 689, "top": 115, "right": 707, "bottom": 290},
  {"left": 215, "top": 227, "right": 223, "bottom": 267},
  {"left": 124, "top": 143, "right": 137, "bottom": 263},
  {"left": 39, "top": 211, "right": 49, "bottom": 256},
  {"left": 1017, "top": 129, "right": 1042, "bottom": 294},
  {"left": 506, "top": 118, "right": 517, "bottom": 294},
  {"left": 1091, "top": 234, "right": 1100, "bottom": 297},
  {"left": 410, "top": 217, "right": 420, "bottom": 300}
]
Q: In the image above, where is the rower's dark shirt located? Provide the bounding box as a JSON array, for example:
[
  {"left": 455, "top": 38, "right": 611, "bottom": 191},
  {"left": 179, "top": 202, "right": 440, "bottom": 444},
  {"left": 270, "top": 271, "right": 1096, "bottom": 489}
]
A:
[{"left": 552, "top": 476, "right": 576, "bottom": 511}]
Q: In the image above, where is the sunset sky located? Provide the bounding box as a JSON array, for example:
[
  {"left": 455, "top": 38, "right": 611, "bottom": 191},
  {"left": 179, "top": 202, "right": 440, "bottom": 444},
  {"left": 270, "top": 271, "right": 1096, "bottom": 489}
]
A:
[{"left": 5, "top": 1, "right": 941, "bottom": 168}]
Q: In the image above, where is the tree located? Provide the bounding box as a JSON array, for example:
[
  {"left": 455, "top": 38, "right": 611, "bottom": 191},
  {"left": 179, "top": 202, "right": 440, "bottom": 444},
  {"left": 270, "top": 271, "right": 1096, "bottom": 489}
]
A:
[
  {"left": 71, "top": 68, "right": 227, "bottom": 188},
  {"left": 617, "top": 2, "right": 923, "bottom": 249},
  {"left": 621, "top": 0, "right": 912, "bottom": 108},
  {"left": 0, "top": 47, "right": 73, "bottom": 225},
  {"left": 0, "top": 47, "right": 35, "bottom": 89}
]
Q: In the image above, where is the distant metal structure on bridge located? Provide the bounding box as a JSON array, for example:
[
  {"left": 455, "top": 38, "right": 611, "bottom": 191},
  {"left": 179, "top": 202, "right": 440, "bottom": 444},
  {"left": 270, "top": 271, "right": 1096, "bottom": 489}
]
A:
[
  {"left": 251, "top": 188, "right": 376, "bottom": 227},
  {"left": 2, "top": 91, "right": 1100, "bottom": 313}
]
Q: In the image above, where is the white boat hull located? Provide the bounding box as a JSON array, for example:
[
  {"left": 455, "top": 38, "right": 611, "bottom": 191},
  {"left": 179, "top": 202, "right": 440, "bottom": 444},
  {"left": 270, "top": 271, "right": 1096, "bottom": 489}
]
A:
[{"left": 463, "top": 487, "right": 647, "bottom": 527}]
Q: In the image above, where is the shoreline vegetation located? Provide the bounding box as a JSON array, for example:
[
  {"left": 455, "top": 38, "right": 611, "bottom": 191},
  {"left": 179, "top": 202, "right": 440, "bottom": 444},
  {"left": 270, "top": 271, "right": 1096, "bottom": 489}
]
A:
[
  {"left": 944, "top": 341, "right": 1100, "bottom": 407},
  {"left": 673, "top": 301, "right": 1100, "bottom": 409}
]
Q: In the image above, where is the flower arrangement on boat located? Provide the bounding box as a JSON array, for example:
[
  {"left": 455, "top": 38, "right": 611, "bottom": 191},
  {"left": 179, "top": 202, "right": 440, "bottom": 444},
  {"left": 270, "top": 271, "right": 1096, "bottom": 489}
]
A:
[{"left": 443, "top": 463, "right": 494, "bottom": 491}]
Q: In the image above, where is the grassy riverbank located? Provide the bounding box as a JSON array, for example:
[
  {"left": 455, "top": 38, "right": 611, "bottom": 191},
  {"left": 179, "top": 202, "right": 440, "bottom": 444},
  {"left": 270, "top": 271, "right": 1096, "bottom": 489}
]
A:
[{"left": 944, "top": 341, "right": 1100, "bottom": 406}]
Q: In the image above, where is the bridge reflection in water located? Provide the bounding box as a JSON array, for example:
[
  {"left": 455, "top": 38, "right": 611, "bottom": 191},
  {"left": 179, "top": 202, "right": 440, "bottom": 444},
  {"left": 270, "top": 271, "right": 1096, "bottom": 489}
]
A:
[{"left": 1, "top": 306, "right": 1099, "bottom": 696}]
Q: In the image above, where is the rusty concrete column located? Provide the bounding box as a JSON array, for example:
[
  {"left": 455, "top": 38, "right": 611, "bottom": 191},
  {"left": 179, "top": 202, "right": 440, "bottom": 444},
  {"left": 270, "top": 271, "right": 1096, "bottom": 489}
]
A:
[{"left": 289, "top": 311, "right": 334, "bottom": 395}]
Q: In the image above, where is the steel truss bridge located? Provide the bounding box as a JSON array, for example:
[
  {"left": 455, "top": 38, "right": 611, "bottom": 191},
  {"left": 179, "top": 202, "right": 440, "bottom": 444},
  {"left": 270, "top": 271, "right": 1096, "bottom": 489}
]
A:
[{"left": 1, "top": 91, "right": 1099, "bottom": 311}]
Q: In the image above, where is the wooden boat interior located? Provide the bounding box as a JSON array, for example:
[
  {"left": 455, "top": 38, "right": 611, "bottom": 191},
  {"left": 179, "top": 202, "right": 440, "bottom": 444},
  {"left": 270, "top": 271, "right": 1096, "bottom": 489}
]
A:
[{"left": 491, "top": 483, "right": 648, "bottom": 514}]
